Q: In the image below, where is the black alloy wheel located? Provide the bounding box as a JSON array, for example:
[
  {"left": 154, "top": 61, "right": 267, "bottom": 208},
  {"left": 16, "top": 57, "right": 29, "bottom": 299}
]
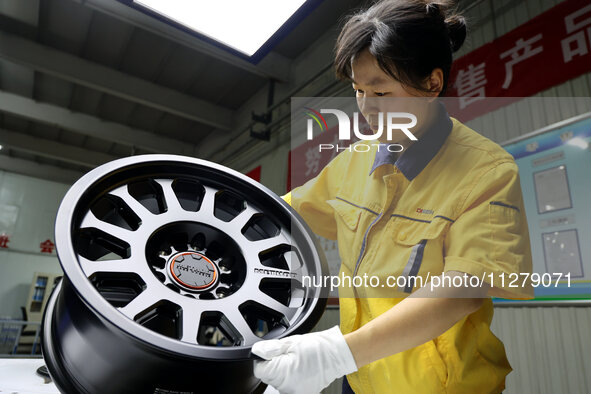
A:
[{"left": 42, "top": 155, "right": 328, "bottom": 394}]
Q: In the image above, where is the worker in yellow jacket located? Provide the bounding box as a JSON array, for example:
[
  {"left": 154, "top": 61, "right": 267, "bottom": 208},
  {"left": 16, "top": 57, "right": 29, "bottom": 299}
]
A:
[{"left": 252, "top": 1, "right": 533, "bottom": 393}]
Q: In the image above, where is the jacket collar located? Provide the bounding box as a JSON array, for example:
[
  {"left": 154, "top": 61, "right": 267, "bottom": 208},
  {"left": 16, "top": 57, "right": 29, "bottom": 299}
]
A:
[{"left": 369, "top": 101, "right": 452, "bottom": 181}]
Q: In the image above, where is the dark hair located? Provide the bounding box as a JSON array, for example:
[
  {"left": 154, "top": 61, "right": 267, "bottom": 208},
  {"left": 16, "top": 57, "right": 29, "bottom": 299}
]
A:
[{"left": 334, "top": 0, "right": 467, "bottom": 96}]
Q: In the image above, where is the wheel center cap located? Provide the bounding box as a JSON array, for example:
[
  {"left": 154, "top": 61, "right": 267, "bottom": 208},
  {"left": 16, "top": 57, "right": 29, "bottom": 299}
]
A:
[{"left": 169, "top": 252, "right": 217, "bottom": 291}]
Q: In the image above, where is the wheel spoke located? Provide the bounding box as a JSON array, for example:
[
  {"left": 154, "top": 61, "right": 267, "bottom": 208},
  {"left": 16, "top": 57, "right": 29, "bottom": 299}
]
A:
[
  {"left": 199, "top": 186, "right": 217, "bottom": 216},
  {"left": 283, "top": 250, "right": 303, "bottom": 271},
  {"left": 252, "top": 291, "right": 293, "bottom": 317},
  {"left": 118, "top": 290, "right": 160, "bottom": 320},
  {"left": 79, "top": 256, "right": 141, "bottom": 276},
  {"left": 231, "top": 205, "right": 258, "bottom": 230},
  {"left": 225, "top": 308, "right": 260, "bottom": 346},
  {"left": 80, "top": 211, "right": 134, "bottom": 243},
  {"left": 180, "top": 307, "right": 202, "bottom": 344},
  {"left": 250, "top": 236, "right": 284, "bottom": 255},
  {"left": 154, "top": 179, "right": 183, "bottom": 213},
  {"left": 109, "top": 186, "right": 154, "bottom": 223}
]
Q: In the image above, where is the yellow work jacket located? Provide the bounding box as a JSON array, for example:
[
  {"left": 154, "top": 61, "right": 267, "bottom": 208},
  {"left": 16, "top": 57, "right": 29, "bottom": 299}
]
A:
[{"left": 283, "top": 105, "right": 533, "bottom": 393}]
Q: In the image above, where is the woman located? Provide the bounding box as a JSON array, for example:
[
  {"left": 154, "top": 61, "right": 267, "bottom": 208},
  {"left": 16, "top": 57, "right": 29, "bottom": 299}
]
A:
[{"left": 252, "top": 1, "right": 533, "bottom": 393}]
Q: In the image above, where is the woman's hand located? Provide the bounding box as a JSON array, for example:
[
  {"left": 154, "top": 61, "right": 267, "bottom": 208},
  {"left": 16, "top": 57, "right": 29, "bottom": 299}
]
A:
[
  {"left": 251, "top": 271, "right": 489, "bottom": 392},
  {"left": 251, "top": 326, "right": 358, "bottom": 394}
]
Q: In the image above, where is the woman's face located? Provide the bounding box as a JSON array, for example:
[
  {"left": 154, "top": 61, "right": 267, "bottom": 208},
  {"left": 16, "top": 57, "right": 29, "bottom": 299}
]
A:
[{"left": 351, "top": 49, "right": 442, "bottom": 145}]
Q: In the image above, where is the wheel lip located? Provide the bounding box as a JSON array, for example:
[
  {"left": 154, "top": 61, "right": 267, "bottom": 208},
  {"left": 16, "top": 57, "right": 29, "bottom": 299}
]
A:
[{"left": 55, "top": 154, "right": 328, "bottom": 360}]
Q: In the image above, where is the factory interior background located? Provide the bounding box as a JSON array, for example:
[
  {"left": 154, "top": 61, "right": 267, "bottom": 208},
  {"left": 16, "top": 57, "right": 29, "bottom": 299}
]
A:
[{"left": 0, "top": 0, "right": 590, "bottom": 393}]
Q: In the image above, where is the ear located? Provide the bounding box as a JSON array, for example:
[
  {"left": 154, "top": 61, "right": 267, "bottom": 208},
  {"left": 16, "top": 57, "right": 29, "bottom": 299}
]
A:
[{"left": 426, "top": 68, "right": 444, "bottom": 101}]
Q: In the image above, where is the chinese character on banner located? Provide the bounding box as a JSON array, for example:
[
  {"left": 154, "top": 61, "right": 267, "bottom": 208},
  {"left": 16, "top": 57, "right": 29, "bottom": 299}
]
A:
[
  {"left": 561, "top": 3, "right": 591, "bottom": 63},
  {"left": 40, "top": 239, "right": 55, "bottom": 254},
  {"left": 0, "top": 234, "right": 9, "bottom": 248},
  {"left": 454, "top": 62, "right": 487, "bottom": 109},
  {"left": 328, "top": 134, "right": 340, "bottom": 161},
  {"left": 499, "top": 34, "right": 544, "bottom": 89},
  {"left": 246, "top": 166, "right": 261, "bottom": 182},
  {"left": 304, "top": 147, "right": 321, "bottom": 177}
]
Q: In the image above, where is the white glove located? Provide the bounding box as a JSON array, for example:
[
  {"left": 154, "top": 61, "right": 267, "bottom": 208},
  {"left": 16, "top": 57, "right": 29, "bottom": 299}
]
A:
[{"left": 251, "top": 325, "right": 358, "bottom": 394}]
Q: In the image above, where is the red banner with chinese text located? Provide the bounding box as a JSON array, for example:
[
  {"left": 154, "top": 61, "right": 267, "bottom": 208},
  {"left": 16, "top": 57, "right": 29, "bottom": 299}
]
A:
[
  {"left": 246, "top": 166, "right": 261, "bottom": 182},
  {"left": 289, "top": 123, "right": 355, "bottom": 190},
  {"left": 446, "top": 0, "right": 591, "bottom": 121}
]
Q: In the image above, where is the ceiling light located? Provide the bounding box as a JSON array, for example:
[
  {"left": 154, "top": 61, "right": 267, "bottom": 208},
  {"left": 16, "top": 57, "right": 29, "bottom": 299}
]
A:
[{"left": 132, "top": 0, "right": 308, "bottom": 57}]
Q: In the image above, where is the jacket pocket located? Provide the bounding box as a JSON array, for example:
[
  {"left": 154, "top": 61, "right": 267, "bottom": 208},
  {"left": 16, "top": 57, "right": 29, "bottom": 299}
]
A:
[
  {"left": 391, "top": 218, "right": 450, "bottom": 293},
  {"left": 327, "top": 198, "right": 363, "bottom": 231},
  {"left": 422, "top": 339, "right": 449, "bottom": 389},
  {"left": 393, "top": 217, "right": 451, "bottom": 246}
]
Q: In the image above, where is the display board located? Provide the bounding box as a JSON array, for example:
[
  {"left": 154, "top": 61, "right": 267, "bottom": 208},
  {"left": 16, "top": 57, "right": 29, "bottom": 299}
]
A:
[{"left": 499, "top": 112, "right": 591, "bottom": 302}]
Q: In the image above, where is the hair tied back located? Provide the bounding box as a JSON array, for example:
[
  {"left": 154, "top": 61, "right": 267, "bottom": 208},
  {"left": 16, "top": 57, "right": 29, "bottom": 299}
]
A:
[
  {"left": 445, "top": 13, "right": 467, "bottom": 53},
  {"left": 425, "top": 3, "right": 441, "bottom": 17}
]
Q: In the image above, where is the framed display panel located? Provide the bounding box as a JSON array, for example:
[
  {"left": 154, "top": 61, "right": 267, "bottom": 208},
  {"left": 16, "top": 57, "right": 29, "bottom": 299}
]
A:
[{"left": 497, "top": 111, "right": 591, "bottom": 305}]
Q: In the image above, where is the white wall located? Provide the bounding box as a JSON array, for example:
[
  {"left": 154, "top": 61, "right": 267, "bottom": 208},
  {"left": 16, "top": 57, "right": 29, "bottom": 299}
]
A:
[
  {"left": 0, "top": 170, "right": 68, "bottom": 318},
  {"left": 0, "top": 250, "right": 62, "bottom": 318},
  {"left": 493, "top": 306, "right": 591, "bottom": 393}
]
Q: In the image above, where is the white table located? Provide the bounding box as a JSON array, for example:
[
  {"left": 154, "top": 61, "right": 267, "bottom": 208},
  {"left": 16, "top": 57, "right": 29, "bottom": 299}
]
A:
[{"left": 0, "top": 358, "right": 279, "bottom": 394}]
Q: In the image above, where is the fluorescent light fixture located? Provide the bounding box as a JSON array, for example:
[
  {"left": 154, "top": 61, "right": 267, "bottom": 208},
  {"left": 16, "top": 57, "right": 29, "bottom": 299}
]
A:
[
  {"left": 133, "top": 0, "right": 307, "bottom": 56},
  {"left": 0, "top": 145, "right": 2, "bottom": 150},
  {"left": 566, "top": 137, "right": 589, "bottom": 150}
]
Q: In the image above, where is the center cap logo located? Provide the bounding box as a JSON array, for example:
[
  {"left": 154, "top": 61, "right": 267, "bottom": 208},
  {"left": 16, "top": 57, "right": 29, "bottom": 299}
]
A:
[{"left": 169, "top": 252, "right": 217, "bottom": 290}]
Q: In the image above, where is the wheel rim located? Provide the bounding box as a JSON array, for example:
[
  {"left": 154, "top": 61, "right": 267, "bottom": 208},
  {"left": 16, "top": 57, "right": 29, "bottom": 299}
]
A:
[{"left": 45, "top": 154, "right": 327, "bottom": 392}]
